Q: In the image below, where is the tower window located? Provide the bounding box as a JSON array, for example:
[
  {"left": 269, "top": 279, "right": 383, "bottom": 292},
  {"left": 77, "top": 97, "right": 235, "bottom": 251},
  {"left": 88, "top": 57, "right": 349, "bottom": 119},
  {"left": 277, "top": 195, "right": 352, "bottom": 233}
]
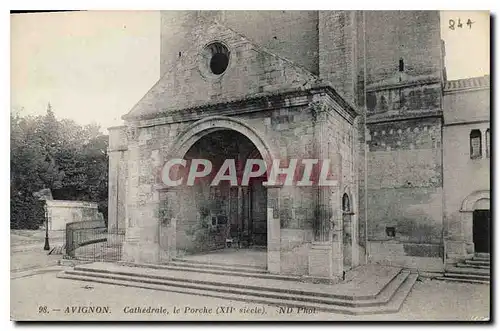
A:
[
  {"left": 399, "top": 58, "right": 405, "bottom": 72},
  {"left": 470, "top": 129, "right": 482, "bottom": 159},
  {"left": 386, "top": 227, "right": 396, "bottom": 237},
  {"left": 486, "top": 129, "right": 490, "bottom": 158}
]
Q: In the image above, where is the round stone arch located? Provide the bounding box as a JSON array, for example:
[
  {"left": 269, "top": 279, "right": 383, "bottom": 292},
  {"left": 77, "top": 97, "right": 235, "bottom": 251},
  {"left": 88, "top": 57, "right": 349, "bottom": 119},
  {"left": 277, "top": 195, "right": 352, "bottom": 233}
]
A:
[
  {"left": 459, "top": 190, "right": 490, "bottom": 255},
  {"left": 160, "top": 115, "right": 281, "bottom": 273},
  {"left": 460, "top": 190, "right": 490, "bottom": 212},
  {"left": 167, "top": 115, "right": 276, "bottom": 168}
]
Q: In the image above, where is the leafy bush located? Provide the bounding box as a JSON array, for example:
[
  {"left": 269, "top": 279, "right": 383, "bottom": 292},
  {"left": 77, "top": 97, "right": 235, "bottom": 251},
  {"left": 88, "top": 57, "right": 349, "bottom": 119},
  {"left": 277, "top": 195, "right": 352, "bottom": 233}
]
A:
[{"left": 11, "top": 105, "right": 109, "bottom": 229}]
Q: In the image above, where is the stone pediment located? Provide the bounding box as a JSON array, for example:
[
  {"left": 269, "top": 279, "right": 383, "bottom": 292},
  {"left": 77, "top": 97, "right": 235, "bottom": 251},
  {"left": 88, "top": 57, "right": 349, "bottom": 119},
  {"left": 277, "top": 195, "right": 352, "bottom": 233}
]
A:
[{"left": 123, "top": 20, "right": 320, "bottom": 122}]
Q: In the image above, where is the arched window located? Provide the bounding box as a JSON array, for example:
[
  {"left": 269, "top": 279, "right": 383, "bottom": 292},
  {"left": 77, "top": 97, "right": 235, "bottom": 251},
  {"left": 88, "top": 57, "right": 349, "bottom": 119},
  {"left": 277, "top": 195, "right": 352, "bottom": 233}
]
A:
[
  {"left": 342, "top": 193, "right": 350, "bottom": 213},
  {"left": 470, "top": 129, "right": 482, "bottom": 159},
  {"left": 486, "top": 129, "right": 490, "bottom": 158}
]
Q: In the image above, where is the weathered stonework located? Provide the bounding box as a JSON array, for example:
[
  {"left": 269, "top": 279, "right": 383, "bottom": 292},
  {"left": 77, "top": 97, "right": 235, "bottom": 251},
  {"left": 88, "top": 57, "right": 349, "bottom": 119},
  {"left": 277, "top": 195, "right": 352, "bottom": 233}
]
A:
[
  {"left": 117, "top": 84, "right": 356, "bottom": 277},
  {"left": 46, "top": 200, "right": 100, "bottom": 231},
  {"left": 108, "top": 11, "right": 489, "bottom": 277},
  {"left": 442, "top": 76, "right": 490, "bottom": 264}
]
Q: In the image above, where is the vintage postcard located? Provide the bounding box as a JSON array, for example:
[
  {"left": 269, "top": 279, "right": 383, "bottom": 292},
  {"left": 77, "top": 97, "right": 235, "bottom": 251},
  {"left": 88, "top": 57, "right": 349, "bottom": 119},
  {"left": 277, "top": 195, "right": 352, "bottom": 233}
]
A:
[{"left": 10, "top": 10, "right": 490, "bottom": 321}]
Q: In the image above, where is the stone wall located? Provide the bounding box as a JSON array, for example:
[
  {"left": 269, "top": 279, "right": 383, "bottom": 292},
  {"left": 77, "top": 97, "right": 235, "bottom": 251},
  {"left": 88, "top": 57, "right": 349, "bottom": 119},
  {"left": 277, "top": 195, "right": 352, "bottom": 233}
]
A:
[
  {"left": 119, "top": 87, "right": 356, "bottom": 277},
  {"left": 125, "top": 22, "right": 319, "bottom": 121},
  {"left": 111, "top": 10, "right": 460, "bottom": 275},
  {"left": 360, "top": 10, "right": 445, "bottom": 272},
  {"left": 122, "top": 100, "right": 321, "bottom": 274},
  {"left": 160, "top": 11, "right": 320, "bottom": 77},
  {"left": 45, "top": 200, "right": 100, "bottom": 231},
  {"left": 443, "top": 83, "right": 490, "bottom": 262},
  {"left": 364, "top": 11, "right": 443, "bottom": 85},
  {"left": 366, "top": 117, "right": 444, "bottom": 271},
  {"left": 443, "top": 84, "right": 490, "bottom": 124},
  {"left": 319, "top": 11, "right": 357, "bottom": 105}
]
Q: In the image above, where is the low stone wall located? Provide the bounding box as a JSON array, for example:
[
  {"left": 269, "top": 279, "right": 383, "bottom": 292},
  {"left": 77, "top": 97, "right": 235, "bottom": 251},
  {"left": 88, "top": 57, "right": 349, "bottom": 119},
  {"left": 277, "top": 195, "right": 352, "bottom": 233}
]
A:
[{"left": 45, "top": 200, "right": 100, "bottom": 231}]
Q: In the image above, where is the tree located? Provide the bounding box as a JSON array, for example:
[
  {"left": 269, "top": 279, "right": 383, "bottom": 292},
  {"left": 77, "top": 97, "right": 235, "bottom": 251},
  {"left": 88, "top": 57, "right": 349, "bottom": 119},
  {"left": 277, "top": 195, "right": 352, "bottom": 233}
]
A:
[{"left": 10, "top": 104, "right": 109, "bottom": 229}]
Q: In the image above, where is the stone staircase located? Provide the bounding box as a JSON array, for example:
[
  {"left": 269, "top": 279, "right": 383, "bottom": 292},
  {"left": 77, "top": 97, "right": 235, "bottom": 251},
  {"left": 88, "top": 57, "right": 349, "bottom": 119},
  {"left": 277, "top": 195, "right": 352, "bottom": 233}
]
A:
[
  {"left": 57, "top": 260, "right": 418, "bottom": 315},
  {"left": 437, "top": 253, "right": 490, "bottom": 284}
]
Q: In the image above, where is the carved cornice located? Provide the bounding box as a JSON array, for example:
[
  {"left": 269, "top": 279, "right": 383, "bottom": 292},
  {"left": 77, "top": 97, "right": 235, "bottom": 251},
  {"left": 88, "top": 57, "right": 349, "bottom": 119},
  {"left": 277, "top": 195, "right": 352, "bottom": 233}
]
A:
[
  {"left": 366, "top": 110, "right": 443, "bottom": 125},
  {"left": 444, "top": 75, "right": 490, "bottom": 94},
  {"left": 125, "top": 82, "right": 359, "bottom": 129},
  {"left": 366, "top": 72, "right": 442, "bottom": 92}
]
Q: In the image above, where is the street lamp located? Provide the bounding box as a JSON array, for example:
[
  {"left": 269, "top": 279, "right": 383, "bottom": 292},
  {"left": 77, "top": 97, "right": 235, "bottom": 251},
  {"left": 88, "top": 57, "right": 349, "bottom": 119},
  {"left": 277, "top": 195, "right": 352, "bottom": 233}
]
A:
[{"left": 44, "top": 204, "right": 50, "bottom": 250}]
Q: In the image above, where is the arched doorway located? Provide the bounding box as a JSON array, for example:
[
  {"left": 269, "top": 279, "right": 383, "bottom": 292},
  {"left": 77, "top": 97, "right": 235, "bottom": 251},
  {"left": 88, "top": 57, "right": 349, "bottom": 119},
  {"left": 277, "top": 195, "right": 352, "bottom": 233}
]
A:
[
  {"left": 472, "top": 198, "right": 490, "bottom": 254},
  {"left": 342, "top": 193, "right": 353, "bottom": 269},
  {"left": 160, "top": 116, "right": 277, "bottom": 269},
  {"left": 177, "top": 130, "right": 267, "bottom": 254},
  {"left": 460, "top": 190, "right": 490, "bottom": 255}
]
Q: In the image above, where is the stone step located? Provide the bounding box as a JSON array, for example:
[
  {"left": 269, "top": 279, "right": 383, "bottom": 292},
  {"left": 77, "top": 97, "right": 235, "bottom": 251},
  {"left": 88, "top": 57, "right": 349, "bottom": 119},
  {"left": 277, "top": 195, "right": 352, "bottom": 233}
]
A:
[
  {"left": 445, "top": 266, "right": 489, "bottom": 276},
  {"left": 117, "top": 261, "right": 301, "bottom": 282},
  {"left": 474, "top": 252, "right": 490, "bottom": 258},
  {"left": 61, "top": 268, "right": 411, "bottom": 308},
  {"left": 57, "top": 268, "right": 417, "bottom": 315},
  {"left": 465, "top": 259, "right": 490, "bottom": 267},
  {"left": 472, "top": 254, "right": 490, "bottom": 262},
  {"left": 167, "top": 260, "right": 267, "bottom": 273},
  {"left": 172, "top": 257, "right": 267, "bottom": 270},
  {"left": 458, "top": 262, "right": 489, "bottom": 269},
  {"left": 71, "top": 262, "right": 403, "bottom": 301},
  {"left": 435, "top": 276, "right": 489, "bottom": 285},
  {"left": 443, "top": 272, "right": 490, "bottom": 282}
]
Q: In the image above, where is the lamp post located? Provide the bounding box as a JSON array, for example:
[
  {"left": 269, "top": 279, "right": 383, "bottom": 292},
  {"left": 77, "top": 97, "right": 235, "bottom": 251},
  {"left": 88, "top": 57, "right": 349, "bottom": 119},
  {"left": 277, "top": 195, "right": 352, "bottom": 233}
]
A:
[{"left": 43, "top": 204, "right": 50, "bottom": 250}]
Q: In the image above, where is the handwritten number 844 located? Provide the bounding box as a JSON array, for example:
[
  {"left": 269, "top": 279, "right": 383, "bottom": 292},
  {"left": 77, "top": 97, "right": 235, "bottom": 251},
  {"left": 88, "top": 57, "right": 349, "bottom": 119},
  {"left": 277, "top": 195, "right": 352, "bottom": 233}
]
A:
[{"left": 449, "top": 18, "right": 475, "bottom": 30}]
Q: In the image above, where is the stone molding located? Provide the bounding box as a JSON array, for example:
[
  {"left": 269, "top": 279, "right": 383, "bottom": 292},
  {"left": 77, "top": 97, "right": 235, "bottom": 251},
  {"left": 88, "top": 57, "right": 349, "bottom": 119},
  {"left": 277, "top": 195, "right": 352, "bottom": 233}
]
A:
[{"left": 460, "top": 190, "right": 490, "bottom": 212}]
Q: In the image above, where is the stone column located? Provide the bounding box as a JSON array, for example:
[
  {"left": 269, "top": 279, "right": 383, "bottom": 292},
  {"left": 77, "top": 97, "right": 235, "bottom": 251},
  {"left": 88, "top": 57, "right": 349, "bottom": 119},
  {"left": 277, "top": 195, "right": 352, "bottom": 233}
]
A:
[
  {"left": 107, "top": 149, "right": 119, "bottom": 232},
  {"left": 122, "top": 130, "right": 163, "bottom": 264},
  {"left": 266, "top": 185, "right": 281, "bottom": 274},
  {"left": 158, "top": 187, "right": 180, "bottom": 263},
  {"left": 330, "top": 192, "right": 343, "bottom": 277},
  {"left": 122, "top": 135, "right": 143, "bottom": 262},
  {"left": 308, "top": 99, "right": 343, "bottom": 281},
  {"left": 315, "top": 104, "right": 331, "bottom": 242},
  {"left": 460, "top": 210, "right": 475, "bottom": 256}
]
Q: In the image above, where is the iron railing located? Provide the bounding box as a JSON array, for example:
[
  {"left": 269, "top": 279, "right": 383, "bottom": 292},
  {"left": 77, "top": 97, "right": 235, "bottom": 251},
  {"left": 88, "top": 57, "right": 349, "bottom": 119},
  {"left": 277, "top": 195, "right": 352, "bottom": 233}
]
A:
[{"left": 65, "top": 220, "right": 124, "bottom": 262}]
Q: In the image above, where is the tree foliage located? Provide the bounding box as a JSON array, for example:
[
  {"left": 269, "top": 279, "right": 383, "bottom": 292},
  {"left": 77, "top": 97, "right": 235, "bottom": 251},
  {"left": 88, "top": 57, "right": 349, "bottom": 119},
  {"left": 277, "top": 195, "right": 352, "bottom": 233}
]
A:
[{"left": 10, "top": 104, "right": 109, "bottom": 229}]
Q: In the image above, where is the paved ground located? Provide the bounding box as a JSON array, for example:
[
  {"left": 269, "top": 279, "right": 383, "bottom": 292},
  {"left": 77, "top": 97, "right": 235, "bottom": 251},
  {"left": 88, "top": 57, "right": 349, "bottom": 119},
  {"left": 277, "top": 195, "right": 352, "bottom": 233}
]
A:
[
  {"left": 10, "top": 230, "right": 490, "bottom": 321},
  {"left": 11, "top": 229, "right": 65, "bottom": 244},
  {"left": 10, "top": 269, "right": 490, "bottom": 321},
  {"left": 11, "top": 230, "right": 65, "bottom": 253},
  {"left": 11, "top": 230, "right": 64, "bottom": 272}
]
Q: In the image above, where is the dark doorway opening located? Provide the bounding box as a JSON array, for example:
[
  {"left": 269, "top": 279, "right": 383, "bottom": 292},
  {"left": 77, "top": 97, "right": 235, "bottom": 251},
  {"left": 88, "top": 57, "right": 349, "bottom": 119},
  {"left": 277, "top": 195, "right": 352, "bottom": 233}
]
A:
[
  {"left": 179, "top": 130, "right": 268, "bottom": 254},
  {"left": 473, "top": 209, "right": 490, "bottom": 253},
  {"left": 248, "top": 176, "right": 267, "bottom": 247}
]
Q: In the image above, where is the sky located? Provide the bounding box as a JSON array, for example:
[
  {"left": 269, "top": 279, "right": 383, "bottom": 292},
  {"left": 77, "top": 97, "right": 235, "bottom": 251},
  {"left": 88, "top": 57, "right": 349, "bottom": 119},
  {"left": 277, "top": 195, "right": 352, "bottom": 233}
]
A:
[{"left": 10, "top": 10, "right": 490, "bottom": 131}]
